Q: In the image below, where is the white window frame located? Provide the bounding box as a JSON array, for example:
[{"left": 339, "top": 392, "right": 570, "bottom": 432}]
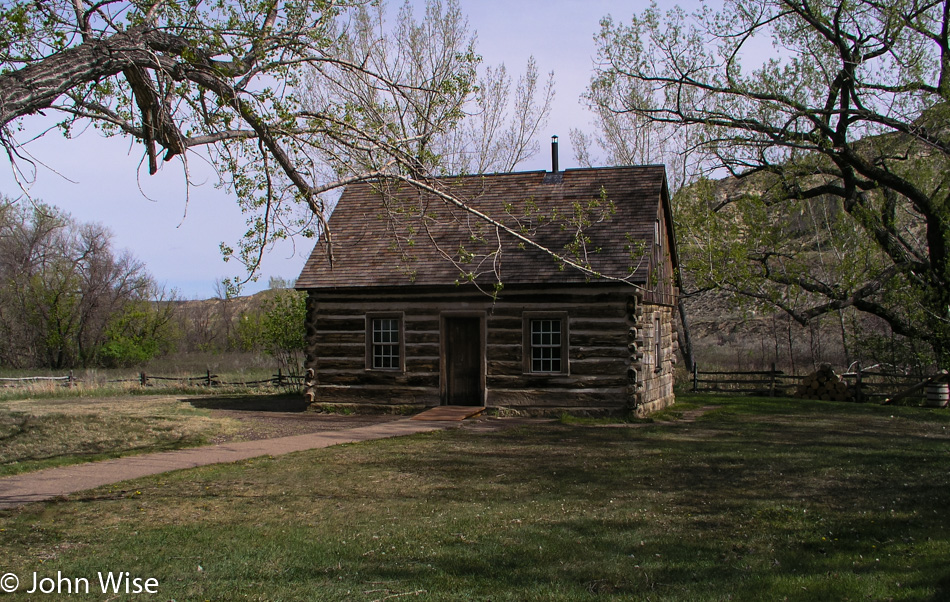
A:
[
  {"left": 523, "top": 312, "right": 569, "bottom": 375},
  {"left": 366, "top": 313, "right": 405, "bottom": 371}
]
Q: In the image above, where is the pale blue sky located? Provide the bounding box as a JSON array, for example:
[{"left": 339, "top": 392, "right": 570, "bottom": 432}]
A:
[{"left": 0, "top": 0, "right": 674, "bottom": 299}]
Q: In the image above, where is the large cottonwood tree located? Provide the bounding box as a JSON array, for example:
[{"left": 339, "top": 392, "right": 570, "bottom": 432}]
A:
[
  {"left": 591, "top": 0, "right": 950, "bottom": 367},
  {"left": 2, "top": 0, "right": 368, "bottom": 279},
  {"left": 0, "top": 0, "right": 562, "bottom": 291}
]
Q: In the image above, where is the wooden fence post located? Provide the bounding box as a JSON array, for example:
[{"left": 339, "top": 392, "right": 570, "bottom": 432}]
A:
[
  {"left": 68, "top": 370, "right": 74, "bottom": 389},
  {"left": 855, "top": 363, "right": 863, "bottom": 403},
  {"left": 692, "top": 363, "right": 699, "bottom": 393},
  {"left": 769, "top": 363, "right": 776, "bottom": 397},
  {"left": 206, "top": 370, "right": 212, "bottom": 386},
  {"left": 140, "top": 372, "right": 147, "bottom": 387},
  {"left": 277, "top": 368, "right": 283, "bottom": 387}
]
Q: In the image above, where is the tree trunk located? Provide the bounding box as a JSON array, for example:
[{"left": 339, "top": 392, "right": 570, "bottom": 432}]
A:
[{"left": 677, "top": 297, "right": 695, "bottom": 372}]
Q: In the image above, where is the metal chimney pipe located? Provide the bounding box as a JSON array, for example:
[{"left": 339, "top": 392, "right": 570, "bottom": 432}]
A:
[{"left": 551, "top": 135, "right": 559, "bottom": 173}]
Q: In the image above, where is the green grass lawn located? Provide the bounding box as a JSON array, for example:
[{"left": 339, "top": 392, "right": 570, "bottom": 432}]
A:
[{"left": 1, "top": 395, "right": 948, "bottom": 600}]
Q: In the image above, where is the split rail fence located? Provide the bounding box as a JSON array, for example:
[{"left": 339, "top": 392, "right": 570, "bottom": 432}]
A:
[
  {"left": 691, "top": 363, "right": 948, "bottom": 405},
  {"left": 0, "top": 369, "right": 305, "bottom": 390}
]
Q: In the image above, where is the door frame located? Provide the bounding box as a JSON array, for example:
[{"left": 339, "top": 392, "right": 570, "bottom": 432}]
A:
[{"left": 439, "top": 311, "right": 487, "bottom": 406}]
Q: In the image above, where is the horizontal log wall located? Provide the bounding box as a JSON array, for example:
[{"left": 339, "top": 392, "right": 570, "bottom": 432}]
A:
[
  {"left": 305, "top": 295, "right": 441, "bottom": 407},
  {"left": 303, "top": 286, "right": 676, "bottom": 413}
]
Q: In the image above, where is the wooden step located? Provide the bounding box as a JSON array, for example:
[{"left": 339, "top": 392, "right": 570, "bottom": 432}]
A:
[{"left": 411, "top": 405, "right": 486, "bottom": 421}]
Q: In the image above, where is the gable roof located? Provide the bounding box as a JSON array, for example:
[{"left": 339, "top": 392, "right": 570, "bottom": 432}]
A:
[{"left": 296, "top": 165, "right": 673, "bottom": 290}]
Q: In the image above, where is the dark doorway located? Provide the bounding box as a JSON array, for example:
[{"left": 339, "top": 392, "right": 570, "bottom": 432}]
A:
[{"left": 443, "top": 316, "right": 483, "bottom": 405}]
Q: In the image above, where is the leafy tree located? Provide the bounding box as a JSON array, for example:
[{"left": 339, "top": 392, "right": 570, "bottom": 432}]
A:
[
  {"left": 2, "top": 0, "right": 362, "bottom": 286},
  {"left": 590, "top": 0, "right": 950, "bottom": 368},
  {"left": 260, "top": 289, "right": 306, "bottom": 375},
  {"left": 223, "top": 288, "right": 303, "bottom": 372},
  {"left": 99, "top": 289, "right": 178, "bottom": 368},
  {"left": 231, "top": 310, "right": 266, "bottom": 353},
  {"left": 0, "top": 200, "right": 162, "bottom": 368},
  {"left": 0, "top": 0, "right": 554, "bottom": 294}
]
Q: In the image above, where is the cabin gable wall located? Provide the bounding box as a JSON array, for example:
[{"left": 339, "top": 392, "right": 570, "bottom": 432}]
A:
[{"left": 642, "top": 197, "right": 678, "bottom": 307}]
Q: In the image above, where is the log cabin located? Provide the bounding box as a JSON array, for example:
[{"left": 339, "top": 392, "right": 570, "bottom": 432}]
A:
[{"left": 295, "top": 163, "right": 680, "bottom": 415}]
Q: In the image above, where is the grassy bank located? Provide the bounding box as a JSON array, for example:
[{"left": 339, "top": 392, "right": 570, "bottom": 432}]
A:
[{"left": 1, "top": 395, "right": 948, "bottom": 600}]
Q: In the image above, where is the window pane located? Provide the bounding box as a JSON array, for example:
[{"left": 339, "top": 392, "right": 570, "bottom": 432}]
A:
[
  {"left": 371, "top": 318, "right": 400, "bottom": 369},
  {"left": 387, "top": 319, "right": 399, "bottom": 341},
  {"left": 530, "top": 318, "right": 562, "bottom": 373}
]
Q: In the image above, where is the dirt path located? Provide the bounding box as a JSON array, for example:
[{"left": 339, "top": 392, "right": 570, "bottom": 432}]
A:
[
  {"left": 0, "top": 418, "right": 459, "bottom": 509},
  {"left": 0, "top": 395, "right": 547, "bottom": 510}
]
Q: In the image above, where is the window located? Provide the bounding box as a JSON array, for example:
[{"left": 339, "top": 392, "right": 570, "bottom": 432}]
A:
[
  {"left": 531, "top": 319, "right": 562, "bottom": 372},
  {"left": 367, "top": 315, "right": 403, "bottom": 370},
  {"left": 523, "top": 313, "right": 568, "bottom": 374}
]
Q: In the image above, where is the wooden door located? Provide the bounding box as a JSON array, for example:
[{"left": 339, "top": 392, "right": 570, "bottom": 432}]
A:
[{"left": 444, "top": 317, "right": 482, "bottom": 405}]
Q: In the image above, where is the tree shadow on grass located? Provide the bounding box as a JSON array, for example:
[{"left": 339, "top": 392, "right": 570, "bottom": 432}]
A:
[
  {"left": 183, "top": 393, "right": 310, "bottom": 413},
  {"left": 342, "top": 416, "right": 950, "bottom": 600},
  {"left": 931, "top": 571, "right": 950, "bottom": 601}
]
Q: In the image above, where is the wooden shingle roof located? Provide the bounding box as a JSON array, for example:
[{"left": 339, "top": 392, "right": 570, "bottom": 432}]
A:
[{"left": 296, "top": 165, "right": 671, "bottom": 290}]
